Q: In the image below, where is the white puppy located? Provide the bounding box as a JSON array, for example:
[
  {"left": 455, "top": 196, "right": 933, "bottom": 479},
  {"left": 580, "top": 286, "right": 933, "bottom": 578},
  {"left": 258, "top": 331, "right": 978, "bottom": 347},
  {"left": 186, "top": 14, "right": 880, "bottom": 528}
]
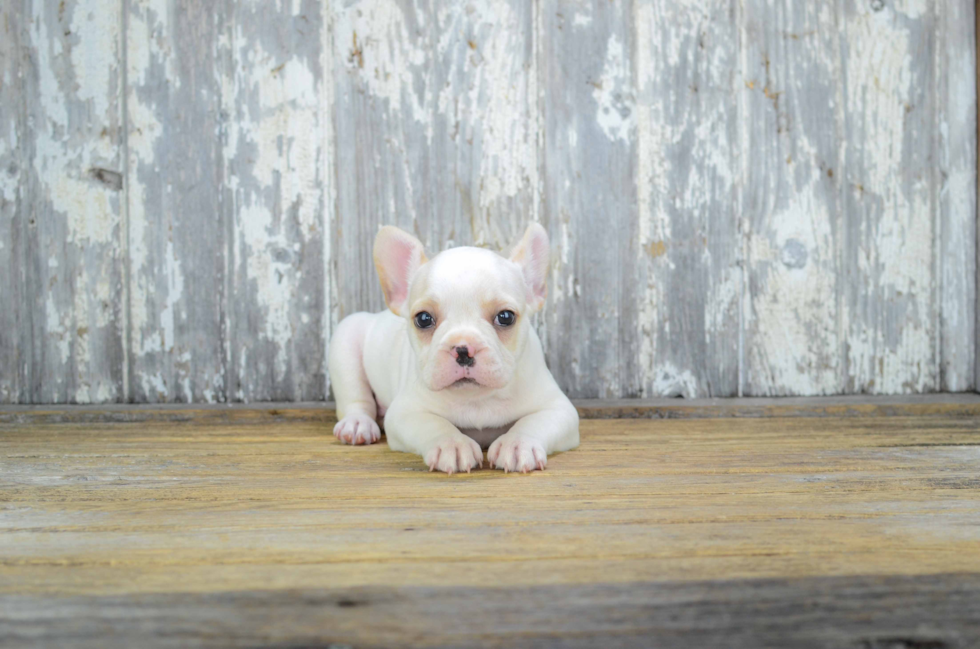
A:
[{"left": 328, "top": 223, "right": 579, "bottom": 474}]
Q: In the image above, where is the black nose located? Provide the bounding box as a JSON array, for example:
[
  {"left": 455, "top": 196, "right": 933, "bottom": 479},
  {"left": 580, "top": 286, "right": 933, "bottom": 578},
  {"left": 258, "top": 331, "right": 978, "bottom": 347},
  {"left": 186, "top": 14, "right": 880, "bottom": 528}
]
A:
[{"left": 455, "top": 346, "right": 475, "bottom": 367}]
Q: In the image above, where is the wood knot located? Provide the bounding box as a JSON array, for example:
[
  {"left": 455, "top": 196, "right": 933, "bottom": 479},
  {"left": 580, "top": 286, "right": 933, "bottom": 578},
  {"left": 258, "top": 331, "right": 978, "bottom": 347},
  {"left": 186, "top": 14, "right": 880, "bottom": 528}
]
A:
[{"left": 88, "top": 168, "right": 123, "bottom": 192}]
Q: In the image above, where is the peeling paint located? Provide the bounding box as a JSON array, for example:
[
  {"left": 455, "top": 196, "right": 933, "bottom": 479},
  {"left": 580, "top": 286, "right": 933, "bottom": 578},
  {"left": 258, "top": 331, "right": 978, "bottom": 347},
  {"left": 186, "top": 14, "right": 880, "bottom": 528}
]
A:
[
  {"left": 333, "top": 0, "right": 427, "bottom": 121},
  {"left": 592, "top": 33, "right": 634, "bottom": 143},
  {"left": 33, "top": 6, "right": 119, "bottom": 246},
  {"left": 748, "top": 184, "right": 839, "bottom": 395},
  {"left": 18, "top": 0, "right": 125, "bottom": 404},
  {"left": 1, "top": 0, "right": 974, "bottom": 403},
  {"left": 635, "top": 0, "right": 739, "bottom": 398},
  {"left": 227, "top": 17, "right": 325, "bottom": 392},
  {"left": 651, "top": 361, "right": 699, "bottom": 398},
  {"left": 843, "top": 0, "right": 938, "bottom": 394}
]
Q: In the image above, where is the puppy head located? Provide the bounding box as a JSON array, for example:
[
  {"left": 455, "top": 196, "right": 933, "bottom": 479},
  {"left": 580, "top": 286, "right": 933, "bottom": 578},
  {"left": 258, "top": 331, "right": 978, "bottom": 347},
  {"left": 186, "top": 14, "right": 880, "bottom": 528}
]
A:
[{"left": 373, "top": 223, "right": 550, "bottom": 393}]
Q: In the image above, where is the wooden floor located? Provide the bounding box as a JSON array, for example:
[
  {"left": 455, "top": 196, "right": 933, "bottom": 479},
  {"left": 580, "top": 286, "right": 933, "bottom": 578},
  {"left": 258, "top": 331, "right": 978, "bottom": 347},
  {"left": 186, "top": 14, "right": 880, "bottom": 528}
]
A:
[{"left": 2, "top": 398, "right": 980, "bottom": 648}]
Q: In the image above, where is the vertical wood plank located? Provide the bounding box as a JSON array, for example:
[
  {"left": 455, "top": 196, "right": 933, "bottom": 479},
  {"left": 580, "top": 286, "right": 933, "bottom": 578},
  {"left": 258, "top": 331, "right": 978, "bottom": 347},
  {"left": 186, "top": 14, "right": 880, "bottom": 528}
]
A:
[
  {"left": 127, "top": 0, "right": 227, "bottom": 402},
  {"left": 539, "top": 0, "right": 640, "bottom": 398},
  {"left": 0, "top": 2, "right": 30, "bottom": 403},
  {"left": 223, "top": 0, "right": 328, "bottom": 402},
  {"left": 1, "top": 0, "right": 976, "bottom": 403},
  {"left": 938, "top": 0, "right": 977, "bottom": 392},
  {"left": 22, "top": 0, "right": 126, "bottom": 403},
  {"left": 331, "top": 0, "right": 537, "bottom": 319},
  {"left": 842, "top": 0, "right": 938, "bottom": 394},
  {"left": 634, "top": 0, "right": 740, "bottom": 398},
  {"left": 741, "top": 1, "right": 844, "bottom": 396}
]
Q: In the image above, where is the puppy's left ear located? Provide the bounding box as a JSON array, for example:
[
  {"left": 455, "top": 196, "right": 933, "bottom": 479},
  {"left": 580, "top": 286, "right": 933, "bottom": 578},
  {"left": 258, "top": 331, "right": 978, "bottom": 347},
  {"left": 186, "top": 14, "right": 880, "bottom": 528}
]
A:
[
  {"left": 374, "top": 226, "right": 428, "bottom": 316},
  {"left": 509, "top": 222, "right": 550, "bottom": 312}
]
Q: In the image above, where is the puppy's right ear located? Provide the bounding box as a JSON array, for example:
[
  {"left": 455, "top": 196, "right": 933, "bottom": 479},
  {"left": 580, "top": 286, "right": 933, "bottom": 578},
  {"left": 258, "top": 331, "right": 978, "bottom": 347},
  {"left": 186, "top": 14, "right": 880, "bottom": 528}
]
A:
[{"left": 373, "top": 226, "right": 428, "bottom": 316}]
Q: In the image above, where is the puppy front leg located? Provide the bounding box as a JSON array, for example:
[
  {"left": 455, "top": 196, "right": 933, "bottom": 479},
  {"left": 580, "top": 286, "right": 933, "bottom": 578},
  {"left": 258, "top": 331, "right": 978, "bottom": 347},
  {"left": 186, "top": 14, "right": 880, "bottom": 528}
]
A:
[
  {"left": 328, "top": 313, "right": 381, "bottom": 445},
  {"left": 384, "top": 404, "right": 483, "bottom": 475},
  {"left": 489, "top": 398, "right": 580, "bottom": 473}
]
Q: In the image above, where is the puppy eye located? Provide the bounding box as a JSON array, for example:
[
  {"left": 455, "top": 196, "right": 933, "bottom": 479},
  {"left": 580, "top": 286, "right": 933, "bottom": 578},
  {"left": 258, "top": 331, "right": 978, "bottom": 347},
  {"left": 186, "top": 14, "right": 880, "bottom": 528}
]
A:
[
  {"left": 413, "top": 311, "right": 435, "bottom": 329},
  {"left": 494, "top": 310, "right": 516, "bottom": 327}
]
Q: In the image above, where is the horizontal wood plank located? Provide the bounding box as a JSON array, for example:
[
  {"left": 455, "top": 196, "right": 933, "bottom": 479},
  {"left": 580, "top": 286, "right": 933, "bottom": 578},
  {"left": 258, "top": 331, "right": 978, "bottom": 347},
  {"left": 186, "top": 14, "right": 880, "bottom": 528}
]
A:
[
  {"left": 3, "top": 574, "right": 979, "bottom": 649},
  {"left": 1, "top": 409, "right": 979, "bottom": 647},
  {"left": 2, "top": 393, "right": 980, "bottom": 425}
]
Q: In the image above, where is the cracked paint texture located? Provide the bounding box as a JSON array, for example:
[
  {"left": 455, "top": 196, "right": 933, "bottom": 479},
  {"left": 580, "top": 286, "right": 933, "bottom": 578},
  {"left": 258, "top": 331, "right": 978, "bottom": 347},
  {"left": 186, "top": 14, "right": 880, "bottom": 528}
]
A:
[{"left": 0, "top": 0, "right": 975, "bottom": 403}]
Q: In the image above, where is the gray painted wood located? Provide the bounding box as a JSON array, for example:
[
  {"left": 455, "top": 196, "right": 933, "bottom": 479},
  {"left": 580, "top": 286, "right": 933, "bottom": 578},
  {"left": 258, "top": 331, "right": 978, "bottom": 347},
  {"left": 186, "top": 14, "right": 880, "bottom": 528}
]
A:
[
  {"left": 331, "top": 0, "right": 536, "bottom": 321},
  {"left": 539, "top": 0, "right": 641, "bottom": 399},
  {"left": 0, "top": 0, "right": 976, "bottom": 403},
  {"left": 634, "top": 0, "right": 739, "bottom": 399},
  {"left": 5, "top": 0, "right": 126, "bottom": 404},
  {"left": 222, "top": 0, "right": 329, "bottom": 402},
  {"left": 126, "top": 0, "right": 228, "bottom": 403},
  {"left": 940, "top": 0, "right": 977, "bottom": 392},
  {"left": 843, "top": 1, "right": 940, "bottom": 394},
  {"left": 0, "top": 1, "right": 29, "bottom": 403},
  {"left": 742, "top": 0, "right": 844, "bottom": 396},
  {"left": 127, "top": 0, "right": 330, "bottom": 403}
]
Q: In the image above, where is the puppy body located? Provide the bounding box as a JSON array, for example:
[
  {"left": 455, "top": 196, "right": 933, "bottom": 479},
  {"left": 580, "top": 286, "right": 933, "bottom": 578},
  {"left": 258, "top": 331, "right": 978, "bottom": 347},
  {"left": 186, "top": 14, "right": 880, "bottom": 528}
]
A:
[{"left": 329, "top": 225, "right": 579, "bottom": 474}]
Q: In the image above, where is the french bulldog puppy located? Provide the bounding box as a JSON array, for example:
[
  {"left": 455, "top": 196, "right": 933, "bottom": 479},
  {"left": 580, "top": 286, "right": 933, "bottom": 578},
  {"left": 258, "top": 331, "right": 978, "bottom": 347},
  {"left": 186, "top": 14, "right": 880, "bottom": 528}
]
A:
[{"left": 328, "top": 223, "right": 579, "bottom": 474}]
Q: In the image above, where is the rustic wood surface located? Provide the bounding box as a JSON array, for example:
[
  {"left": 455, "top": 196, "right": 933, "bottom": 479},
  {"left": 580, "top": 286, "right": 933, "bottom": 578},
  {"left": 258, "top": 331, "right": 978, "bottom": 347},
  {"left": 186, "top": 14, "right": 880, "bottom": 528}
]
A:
[
  {"left": 4, "top": 574, "right": 980, "bottom": 648},
  {"left": 742, "top": 0, "right": 843, "bottom": 396},
  {"left": 976, "top": 0, "right": 980, "bottom": 398},
  {"left": 0, "top": 0, "right": 977, "bottom": 403},
  {"left": 943, "top": 0, "right": 978, "bottom": 392},
  {"left": 635, "top": 0, "right": 740, "bottom": 400},
  {"left": 2, "top": 392, "right": 980, "bottom": 424},
  {"left": 1, "top": 0, "right": 127, "bottom": 404},
  {"left": 1, "top": 404, "right": 979, "bottom": 646}
]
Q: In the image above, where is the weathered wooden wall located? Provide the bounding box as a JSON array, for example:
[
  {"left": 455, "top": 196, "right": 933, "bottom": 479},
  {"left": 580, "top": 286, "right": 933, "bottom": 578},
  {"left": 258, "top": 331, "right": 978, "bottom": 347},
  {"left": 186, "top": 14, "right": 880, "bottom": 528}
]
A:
[{"left": 0, "top": 0, "right": 976, "bottom": 403}]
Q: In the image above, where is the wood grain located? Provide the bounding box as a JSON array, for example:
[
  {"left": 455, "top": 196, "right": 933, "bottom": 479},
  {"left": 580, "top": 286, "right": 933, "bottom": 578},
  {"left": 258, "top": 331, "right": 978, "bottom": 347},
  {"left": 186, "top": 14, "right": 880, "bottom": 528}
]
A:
[
  {"left": 634, "top": 0, "right": 739, "bottom": 399},
  {"left": 2, "top": 414, "right": 979, "bottom": 594},
  {"left": 0, "top": 1, "right": 977, "bottom": 403},
  {"left": 14, "top": 0, "right": 127, "bottom": 404},
  {"left": 1, "top": 411, "right": 979, "bottom": 646},
  {"left": 742, "top": 0, "right": 843, "bottom": 396},
  {"left": 843, "top": 1, "right": 939, "bottom": 394},
  {"left": 126, "top": 0, "right": 228, "bottom": 402},
  {"left": 3, "top": 574, "right": 980, "bottom": 648},
  {"left": 539, "top": 0, "right": 641, "bottom": 399},
  {"left": 222, "top": 0, "right": 329, "bottom": 402},
  {"left": 0, "top": 1, "right": 29, "bottom": 403},
  {"left": 941, "top": 0, "right": 977, "bottom": 392},
  {"left": 3, "top": 393, "right": 980, "bottom": 425},
  {"left": 331, "top": 0, "right": 536, "bottom": 320}
]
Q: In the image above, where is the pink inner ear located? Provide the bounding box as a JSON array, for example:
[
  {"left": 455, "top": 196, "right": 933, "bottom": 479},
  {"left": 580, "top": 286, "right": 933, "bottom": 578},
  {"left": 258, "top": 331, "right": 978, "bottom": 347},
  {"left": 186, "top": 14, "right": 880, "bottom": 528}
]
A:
[
  {"left": 386, "top": 237, "right": 418, "bottom": 306},
  {"left": 525, "top": 230, "right": 549, "bottom": 301}
]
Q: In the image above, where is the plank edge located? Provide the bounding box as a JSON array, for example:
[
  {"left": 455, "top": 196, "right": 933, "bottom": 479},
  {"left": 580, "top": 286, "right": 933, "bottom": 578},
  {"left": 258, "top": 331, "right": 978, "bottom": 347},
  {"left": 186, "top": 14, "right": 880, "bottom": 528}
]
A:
[{"left": 2, "top": 393, "right": 979, "bottom": 425}]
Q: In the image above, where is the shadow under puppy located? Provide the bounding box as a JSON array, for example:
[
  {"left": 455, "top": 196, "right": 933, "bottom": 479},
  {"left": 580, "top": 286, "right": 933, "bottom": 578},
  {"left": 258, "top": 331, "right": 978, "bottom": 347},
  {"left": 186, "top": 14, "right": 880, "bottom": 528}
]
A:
[{"left": 328, "top": 223, "right": 580, "bottom": 474}]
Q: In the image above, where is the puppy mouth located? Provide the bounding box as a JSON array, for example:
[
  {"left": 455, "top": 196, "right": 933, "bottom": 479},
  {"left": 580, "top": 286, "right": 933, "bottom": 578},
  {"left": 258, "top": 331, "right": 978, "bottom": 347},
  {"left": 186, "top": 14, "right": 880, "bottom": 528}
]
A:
[{"left": 449, "top": 378, "right": 480, "bottom": 388}]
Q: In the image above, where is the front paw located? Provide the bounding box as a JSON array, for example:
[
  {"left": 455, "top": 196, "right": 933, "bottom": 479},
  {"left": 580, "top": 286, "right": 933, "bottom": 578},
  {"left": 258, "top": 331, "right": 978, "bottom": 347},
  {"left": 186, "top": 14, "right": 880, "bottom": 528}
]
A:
[
  {"left": 424, "top": 435, "right": 484, "bottom": 475},
  {"left": 488, "top": 434, "right": 547, "bottom": 473},
  {"left": 334, "top": 413, "right": 381, "bottom": 445}
]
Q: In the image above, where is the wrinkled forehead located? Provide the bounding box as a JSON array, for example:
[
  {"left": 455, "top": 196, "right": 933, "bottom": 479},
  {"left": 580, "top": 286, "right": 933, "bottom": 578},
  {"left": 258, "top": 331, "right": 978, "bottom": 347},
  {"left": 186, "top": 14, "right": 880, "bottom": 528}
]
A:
[{"left": 409, "top": 247, "right": 525, "bottom": 307}]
